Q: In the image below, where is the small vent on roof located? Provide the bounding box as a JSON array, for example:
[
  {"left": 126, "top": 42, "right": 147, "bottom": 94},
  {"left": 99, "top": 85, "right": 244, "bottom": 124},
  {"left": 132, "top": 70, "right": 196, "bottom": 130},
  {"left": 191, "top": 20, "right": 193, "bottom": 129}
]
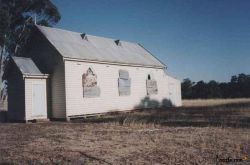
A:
[
  {"left": 81, "top": 33, "right": 88, "bottom": 41},
  {"left": 115, "top": 39, "right": 122, "bottom": 46}
]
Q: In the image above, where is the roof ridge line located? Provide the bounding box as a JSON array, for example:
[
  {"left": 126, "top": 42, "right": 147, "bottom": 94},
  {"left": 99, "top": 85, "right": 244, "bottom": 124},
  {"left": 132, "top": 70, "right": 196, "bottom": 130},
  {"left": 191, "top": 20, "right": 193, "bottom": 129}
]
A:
[{"left": 36, "top": 25, "right": 138, "bottom": 44}]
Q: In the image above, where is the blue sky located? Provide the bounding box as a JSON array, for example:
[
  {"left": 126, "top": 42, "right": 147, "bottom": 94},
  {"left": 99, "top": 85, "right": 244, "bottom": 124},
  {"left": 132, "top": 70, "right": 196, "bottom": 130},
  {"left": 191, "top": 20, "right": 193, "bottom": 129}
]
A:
[{"left": 52, "top": 0, "right": 250, "bottom": 82}]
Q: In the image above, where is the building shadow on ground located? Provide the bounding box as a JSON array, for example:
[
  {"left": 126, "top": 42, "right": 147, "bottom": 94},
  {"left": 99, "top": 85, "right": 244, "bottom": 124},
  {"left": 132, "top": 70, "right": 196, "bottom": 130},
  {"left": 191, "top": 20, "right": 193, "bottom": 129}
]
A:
[
  {"left": 2, "top": 96, "right": 250, "bottom": 128},
  {"left": 80, "top": 97, "right": 250, "bottom": 128},
  {"left": 134, "top": 96, "right": 173, "bottom": 109}
]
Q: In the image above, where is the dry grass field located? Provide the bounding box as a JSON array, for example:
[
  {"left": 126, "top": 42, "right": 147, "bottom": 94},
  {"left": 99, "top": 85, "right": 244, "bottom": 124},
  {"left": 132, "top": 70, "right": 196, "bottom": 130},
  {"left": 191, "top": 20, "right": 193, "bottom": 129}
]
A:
[
  {"left": 183, "top": 98, "right": 250, "bottom": 107},
  {"left": 0, "top": 99, "right": 250, "bottom": 164}
]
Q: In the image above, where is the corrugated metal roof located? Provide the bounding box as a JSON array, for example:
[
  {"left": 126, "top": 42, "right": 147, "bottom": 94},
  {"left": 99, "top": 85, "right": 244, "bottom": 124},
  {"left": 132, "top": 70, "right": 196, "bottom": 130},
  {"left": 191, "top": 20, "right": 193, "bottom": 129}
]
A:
[
  {"left": 12, "top": 57, "right": 43, "bottom": 75},
  {"left": 36, "top": 25, "right": 166, "bottom": 68}
]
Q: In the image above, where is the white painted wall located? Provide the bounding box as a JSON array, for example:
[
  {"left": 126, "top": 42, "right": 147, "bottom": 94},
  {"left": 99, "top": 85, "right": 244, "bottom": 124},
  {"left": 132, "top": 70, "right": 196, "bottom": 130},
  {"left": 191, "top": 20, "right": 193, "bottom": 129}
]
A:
[
  {"left": 166, "top": 75, "right": 182, "bottom": 106},
  {"left": 64, "top": 60, "right": 181, "bottom": 117},
  {"left": 51, "top": 60, "right": 66, "bottom": 119},
  {"left": 25, "top": 78, "right": 47, "bottom": 120}
]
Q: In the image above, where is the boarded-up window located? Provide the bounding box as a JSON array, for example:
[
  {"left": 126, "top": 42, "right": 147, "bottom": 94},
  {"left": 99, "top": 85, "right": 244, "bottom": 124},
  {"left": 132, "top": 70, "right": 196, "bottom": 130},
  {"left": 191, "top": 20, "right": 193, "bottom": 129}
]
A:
[
  {"left": 146, "top": 74, "right": 158, "bottom": 95},
  {"left": 118, "top": 70, "right": 131, "bottom": 96},
  {"left": 82, "top": 68, "right": 100, "bottom": 98}
]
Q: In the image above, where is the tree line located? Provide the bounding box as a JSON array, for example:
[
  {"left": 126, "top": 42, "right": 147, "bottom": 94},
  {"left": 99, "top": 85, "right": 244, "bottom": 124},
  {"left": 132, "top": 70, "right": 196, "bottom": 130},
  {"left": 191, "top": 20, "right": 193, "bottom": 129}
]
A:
[{"left": 181, "top": 73, "right": 250, "bottom": 99}]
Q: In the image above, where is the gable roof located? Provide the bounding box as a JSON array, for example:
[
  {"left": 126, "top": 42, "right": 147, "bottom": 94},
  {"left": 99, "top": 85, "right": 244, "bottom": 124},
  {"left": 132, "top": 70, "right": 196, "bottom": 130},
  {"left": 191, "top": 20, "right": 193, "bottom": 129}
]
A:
[
  {"left": 36, "top": 25, "right": 166, "bottom": 68},
  {"left": 12, "top": 57, "right": 43, "bottom": 75}
]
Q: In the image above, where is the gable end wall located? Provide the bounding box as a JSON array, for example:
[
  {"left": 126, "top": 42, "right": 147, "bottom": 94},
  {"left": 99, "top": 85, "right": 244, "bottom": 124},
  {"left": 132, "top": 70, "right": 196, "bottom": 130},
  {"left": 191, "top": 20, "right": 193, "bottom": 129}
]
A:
[{"left": 24, "top": 29, "right": 66, "bottom": 119}]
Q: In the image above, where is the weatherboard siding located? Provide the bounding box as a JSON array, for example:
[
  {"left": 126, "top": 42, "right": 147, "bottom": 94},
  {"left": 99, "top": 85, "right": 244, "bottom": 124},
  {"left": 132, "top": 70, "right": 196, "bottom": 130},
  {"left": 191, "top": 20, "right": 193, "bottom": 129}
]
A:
[
  {"left": 25, "top": 78, "right": 47, "bottom": 120},
  {"left": 51, "top": 60, "right": 66, "bottom": 118},
  {"left": 7, "top": 66, "right": 25, "bottom": 121},
  {"left": 166, "top": 75, "right": 182, "bottom": 106},
  {"left": 64, "top": 60, "right": 179, "bottom": 117}
]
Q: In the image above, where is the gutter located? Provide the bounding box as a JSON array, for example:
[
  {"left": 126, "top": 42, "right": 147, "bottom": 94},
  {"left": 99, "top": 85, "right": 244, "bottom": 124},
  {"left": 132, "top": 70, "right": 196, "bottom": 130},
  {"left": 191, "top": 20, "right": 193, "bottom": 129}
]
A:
[
  {"left": 63, "top": 57, "right": 165, "bottom": 69},
  {"left": 23, "top": 74, "right": 49, "bottom": 79}
]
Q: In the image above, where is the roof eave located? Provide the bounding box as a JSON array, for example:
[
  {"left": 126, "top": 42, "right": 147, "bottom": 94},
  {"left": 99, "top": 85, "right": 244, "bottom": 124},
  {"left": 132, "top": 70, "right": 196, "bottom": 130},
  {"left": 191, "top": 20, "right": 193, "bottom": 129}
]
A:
[
  {"left": 63, "top": 57, "right": 165, "bottom": 69},
  {"left": 23, "top": 74, "right": 49, "bottom": 79}
]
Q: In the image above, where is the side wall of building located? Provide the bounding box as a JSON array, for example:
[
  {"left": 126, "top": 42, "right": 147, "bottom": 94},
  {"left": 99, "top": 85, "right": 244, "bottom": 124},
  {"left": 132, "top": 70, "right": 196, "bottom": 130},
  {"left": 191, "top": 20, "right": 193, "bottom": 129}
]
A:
[
  {"left": 7, "top": 65, "right": 25, "bottom": 121},
  {"left": 64, "top": 60, "right": 181, "bottom": 117}
]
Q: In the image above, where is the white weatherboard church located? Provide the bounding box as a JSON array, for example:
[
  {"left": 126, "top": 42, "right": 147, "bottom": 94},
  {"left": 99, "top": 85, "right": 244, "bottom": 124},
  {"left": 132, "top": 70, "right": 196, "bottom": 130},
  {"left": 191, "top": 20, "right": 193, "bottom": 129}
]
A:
[{"left": 5, "top": 25, "right": 181, "bottom": 122}]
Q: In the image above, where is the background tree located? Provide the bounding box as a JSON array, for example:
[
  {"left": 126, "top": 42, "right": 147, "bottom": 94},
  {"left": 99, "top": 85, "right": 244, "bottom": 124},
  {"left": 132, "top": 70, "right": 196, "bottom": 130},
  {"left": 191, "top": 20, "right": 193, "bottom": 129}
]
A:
[
  {"left": 192, "top": 81, "right": 208, "bottom": 99},
  {"left": 219, "top": 82, "right": 230, "bottom": 98},
  {"left": 181, "top": 73, "right": 250, "bottom": 99},
  {"left": 0, "top": 0, "right": 61, "bottom": 101},
  {"left": 0, "top": 0, "right": 61, "bottom": 58},
  {"left": 181, "top": 78, "right": 193, "bottom": 99},
  {"left": 206, "top": 80, "right": 221, "bottom": 98},
  {"left": 230, "top": 73, "right": 250, "bottom": 98}
]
